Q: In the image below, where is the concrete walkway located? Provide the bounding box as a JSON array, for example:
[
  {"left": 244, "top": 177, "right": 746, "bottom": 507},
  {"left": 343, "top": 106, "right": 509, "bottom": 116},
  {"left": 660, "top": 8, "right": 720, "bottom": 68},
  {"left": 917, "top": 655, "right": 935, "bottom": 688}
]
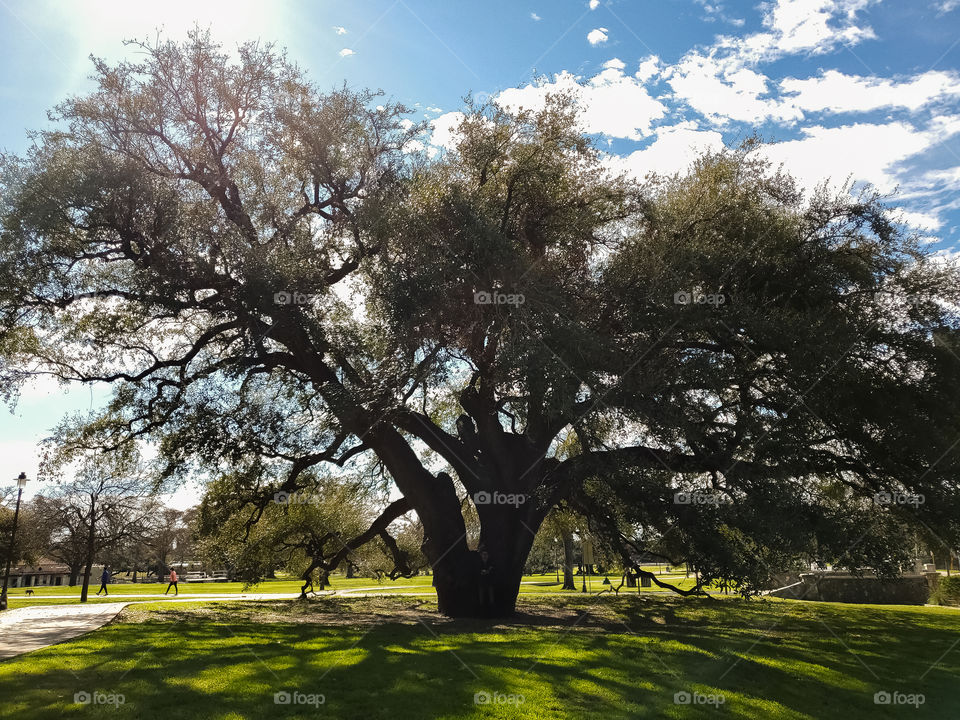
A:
[
  {"left": 0, "top": 602, "right": 130, "bottom": 661},
  {"left": 12, "top": 592, "right": 302, "bottom": 601},
  {"left": 0, "top": 593, "right": 304, "bottom": 661}
]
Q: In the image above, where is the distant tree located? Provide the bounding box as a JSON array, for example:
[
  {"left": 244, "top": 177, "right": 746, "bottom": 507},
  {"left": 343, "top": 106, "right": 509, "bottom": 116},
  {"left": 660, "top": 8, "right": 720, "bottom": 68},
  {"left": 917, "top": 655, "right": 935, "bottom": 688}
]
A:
[
  {"left": 39, "top": 446, "right": 158, "bottom": 601},
  {"left": 30, "top": 494, "right": 89, "bottom": 584},
  {"left": 2, "top": 32, "right": 959, "bottom": 617},
  {"left": 140, "top": 506, "right": 193, "bottom": 578},
  {"left": 196, "top": 470, "right": 414, "bottom": 594}
]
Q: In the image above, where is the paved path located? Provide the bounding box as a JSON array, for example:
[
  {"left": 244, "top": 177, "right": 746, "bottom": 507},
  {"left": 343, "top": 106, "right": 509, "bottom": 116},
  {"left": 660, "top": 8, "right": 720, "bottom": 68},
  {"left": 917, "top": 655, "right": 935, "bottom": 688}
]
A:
[
  {"left": 0, "top": 593, "right": 306, "bottom": 661},
  {"left": 0, "top": 602, "right": 130, "bottom": 661},
  {"left": 11, "top": 592, "right": 302, "bottom": 601}
]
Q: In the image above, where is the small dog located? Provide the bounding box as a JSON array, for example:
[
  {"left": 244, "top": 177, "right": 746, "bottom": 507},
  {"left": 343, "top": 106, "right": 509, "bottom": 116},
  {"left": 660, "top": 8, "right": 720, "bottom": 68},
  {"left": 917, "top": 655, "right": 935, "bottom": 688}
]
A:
[{"left": 24, "top": 589, "right": 34, "bottom": 596}]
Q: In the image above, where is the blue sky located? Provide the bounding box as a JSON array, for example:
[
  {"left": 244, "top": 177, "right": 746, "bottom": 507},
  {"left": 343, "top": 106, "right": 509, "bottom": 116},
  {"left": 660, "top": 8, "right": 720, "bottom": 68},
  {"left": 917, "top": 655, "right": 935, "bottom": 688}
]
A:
[{"left": 1, "top": 0, "right": 959, "bottom": 505}]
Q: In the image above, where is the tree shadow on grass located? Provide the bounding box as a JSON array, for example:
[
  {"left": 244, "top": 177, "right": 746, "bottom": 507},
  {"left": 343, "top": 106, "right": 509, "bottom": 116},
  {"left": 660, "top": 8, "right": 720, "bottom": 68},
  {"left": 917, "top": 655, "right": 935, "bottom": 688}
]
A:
[{"left": 0, "top": 597, "right": 957, "bottom": 719}]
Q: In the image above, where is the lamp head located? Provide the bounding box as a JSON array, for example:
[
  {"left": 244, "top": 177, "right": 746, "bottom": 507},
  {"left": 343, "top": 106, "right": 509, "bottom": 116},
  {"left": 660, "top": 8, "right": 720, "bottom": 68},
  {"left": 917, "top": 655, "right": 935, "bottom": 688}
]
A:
[{"left": 15, "top": 472, "right": 27, "bottom": 489}]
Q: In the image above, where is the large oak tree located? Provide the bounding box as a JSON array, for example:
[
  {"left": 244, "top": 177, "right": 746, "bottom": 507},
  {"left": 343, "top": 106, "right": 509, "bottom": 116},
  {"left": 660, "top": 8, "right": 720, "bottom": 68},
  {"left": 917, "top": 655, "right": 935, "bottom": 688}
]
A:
[{"left": 2, "top": 33, "right": 959, "bottom": 616}]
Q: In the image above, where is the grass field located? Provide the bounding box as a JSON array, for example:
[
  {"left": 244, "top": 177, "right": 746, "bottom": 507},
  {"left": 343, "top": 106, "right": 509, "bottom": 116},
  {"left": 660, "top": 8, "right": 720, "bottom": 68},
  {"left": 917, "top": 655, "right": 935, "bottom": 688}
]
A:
[
  {"left": 0, "top": 594, "right": 957, "bottom": 719},
  {"left": 5, "top": 571, "right": 705, "bottom": 609}
]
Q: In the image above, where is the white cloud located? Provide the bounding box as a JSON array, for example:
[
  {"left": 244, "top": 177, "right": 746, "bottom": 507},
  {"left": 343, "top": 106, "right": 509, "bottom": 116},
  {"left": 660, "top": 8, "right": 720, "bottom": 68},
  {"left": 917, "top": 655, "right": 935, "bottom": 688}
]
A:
[
  {"left": 426, "top": 105, "right": 443, "bottom": 113},
  {"left": 334, "top": 26, "right": 348, "bottom": 35},
  {"left": 496, "top": 67, "right": 667, "bottom": 139},
  {"left": 635, "top": 55, "right": 662, "bottom": 83},
  {"left": 589, "top": 0, "right": 600, "bottom": 9},
  {"left": 608, "top": 124, "right": 725, "bottom": 178},
  {"left": 760, "top": 122, "right": 935, "bottom": 193},
  {"left": 937, "top": 0, "right": 960, "bottom": 11},
  {"left": 666, "top": 53, "right": 799, "bottom": 124},
  {"left": 920, "top": 166, "right": 960, "bottom": 186},
  {"left": 688, "top": 0, "right": 878, "bottom": 76},
  {"left": 898, "top": 209, "right": 943, "bottom": 230},
  {"left": 587, "top": 28, "right": 609, "bottom": 45},
  {"left": 530, "top": 12, "right": 542, "bottom": 21},
  {"left": 339, "top": 48, "right": 355, "bottom": 57},
  {"left": 664, "top": 1, "right": 884, "bottom": 125},
  {"left": 781, "top": 70, "right": 960, "bottom": 114},
  {"left": 928, "top": 113, "right": 960, "bottom": 138},
  {"left": 603, "top": 58, "right": 626, "bottom": 70},
  {"left": 759, "top": 0, "right": 877, "bottom": 56},
  {"left": 429, "top": 111, "right": 465, "bottom": 150},
  {"left": 403, "top": 138, "right": 426, "bottom": 154}
]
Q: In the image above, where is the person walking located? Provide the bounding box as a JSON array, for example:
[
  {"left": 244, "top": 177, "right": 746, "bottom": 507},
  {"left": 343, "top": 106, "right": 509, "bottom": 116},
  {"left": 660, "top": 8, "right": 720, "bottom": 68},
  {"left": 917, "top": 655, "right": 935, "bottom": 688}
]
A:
[
  {"left": 164, "top": 568, "right": 179, "bottom": 596},
  {"left": 95, "top": 566, "right": 111, "bottom": 596}
]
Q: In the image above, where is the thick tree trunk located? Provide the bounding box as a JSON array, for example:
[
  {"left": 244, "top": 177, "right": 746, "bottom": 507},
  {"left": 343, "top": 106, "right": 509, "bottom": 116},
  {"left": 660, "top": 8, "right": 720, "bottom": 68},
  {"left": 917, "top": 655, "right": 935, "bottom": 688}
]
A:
[
  {"left": 561, "top": 529, "right": 577, "bottom": 591},
  {"left": 338, "top": 418, "right": 548, "bottom": 618},
  {"left": 431, "top": 500, "right": 546, "bottom": 617}
]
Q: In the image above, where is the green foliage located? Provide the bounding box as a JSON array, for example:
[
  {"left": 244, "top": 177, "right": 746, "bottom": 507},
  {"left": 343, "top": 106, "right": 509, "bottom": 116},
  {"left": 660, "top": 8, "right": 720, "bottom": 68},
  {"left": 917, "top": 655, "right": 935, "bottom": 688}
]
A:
[
  {"left": 1, "top": 31, "right": 958, "bottom": 608},
  {"left": 931, "top": 576, "right": 960, "bottom": 606},
  {"left": 196, "top": 470, "right": 422, "bottom": 585}
]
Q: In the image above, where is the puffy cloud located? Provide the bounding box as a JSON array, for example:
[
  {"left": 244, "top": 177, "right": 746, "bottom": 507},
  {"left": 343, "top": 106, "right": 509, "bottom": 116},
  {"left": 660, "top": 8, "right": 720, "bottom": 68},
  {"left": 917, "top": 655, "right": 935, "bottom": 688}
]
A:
[
  {"left": 429, "top": 111, "right": 465, "bottom": 150},
  {"left": 679, "top": 0, "right": 878, "bottom": 81},
  {"left": 530, "top": 12, "right": 542, "bottom": 21},
  {"left": 666, "top": 53, "right": 799, "bottom": 124},
  {"left": 781, "top": 70, "right": 960, "bottom": 114},
  {"left": 589, "top": 0, "right": 600, "bottom": 9},
  {"left": 665, "top": 1, "right": 881, "bottom": 124},
  {"left": 333, "top": 26, "right": 347, "bottom": 35},
  {"left": 496, "top": 66, "right": 667, "bottom": 139},
  {"left": 608, "top": 124, "right": 725, "bottom": 178},
  {"left": 603, "top": 58, "right": 626, "bottom": 70},
  {"left": 587, "top": 28, "right": 609, "bottom": 45},
  {"left": 635, "top": 55, "right": 661, "bottom": 83},
  {"left": 338, "top": 48, "right": 355, "bottom": 57},
  {"left": 897, "top": 209, "right": 944, "bottom": 231},
  {"left": 758, "top": 0, "right": 877, "bottom": 57},
  {"left": 760, "top": 122, "right": 935, "bottom": 193}
]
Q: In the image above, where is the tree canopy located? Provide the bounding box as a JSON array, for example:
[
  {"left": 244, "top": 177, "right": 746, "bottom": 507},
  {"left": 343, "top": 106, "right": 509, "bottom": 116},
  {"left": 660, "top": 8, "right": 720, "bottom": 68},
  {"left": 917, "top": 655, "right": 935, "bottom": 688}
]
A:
[{"left": 2, "top": 31, "right": 958, "bottom": 616}]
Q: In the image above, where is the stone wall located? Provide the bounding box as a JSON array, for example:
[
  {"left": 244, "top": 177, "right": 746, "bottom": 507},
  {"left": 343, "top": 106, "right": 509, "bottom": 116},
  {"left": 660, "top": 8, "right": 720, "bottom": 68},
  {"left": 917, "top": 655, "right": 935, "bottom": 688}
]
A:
[{"left": 768, "top": 572, "right": 940, "bottom": 605}]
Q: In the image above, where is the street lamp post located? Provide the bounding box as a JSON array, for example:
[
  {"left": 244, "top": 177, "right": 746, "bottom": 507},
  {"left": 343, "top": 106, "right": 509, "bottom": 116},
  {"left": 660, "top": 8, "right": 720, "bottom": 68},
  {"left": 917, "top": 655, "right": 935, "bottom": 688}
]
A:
[{"left": 1, "top": 472, "right": 29, "bottom": 611}]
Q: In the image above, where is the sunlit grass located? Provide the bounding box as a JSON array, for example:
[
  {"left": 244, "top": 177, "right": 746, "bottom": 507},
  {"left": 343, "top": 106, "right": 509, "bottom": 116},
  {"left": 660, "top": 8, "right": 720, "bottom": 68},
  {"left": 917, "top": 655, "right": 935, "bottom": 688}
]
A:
[
  {"left": 0, "top": 595, "right": 957, "bottom": 719},
  {"left": 5, "top": 571, "right": 703, "bottom": 609}
]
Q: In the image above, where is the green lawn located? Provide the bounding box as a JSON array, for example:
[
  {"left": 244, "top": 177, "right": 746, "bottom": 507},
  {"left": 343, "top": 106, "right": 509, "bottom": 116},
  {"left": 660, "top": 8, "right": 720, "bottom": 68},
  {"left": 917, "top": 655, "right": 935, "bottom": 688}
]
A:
[
  {"left": 5, "top": 572, "right": 704, "bottom": 609},
  {"left": 0, "top": 595, "right": 957, "bottom": 719}
]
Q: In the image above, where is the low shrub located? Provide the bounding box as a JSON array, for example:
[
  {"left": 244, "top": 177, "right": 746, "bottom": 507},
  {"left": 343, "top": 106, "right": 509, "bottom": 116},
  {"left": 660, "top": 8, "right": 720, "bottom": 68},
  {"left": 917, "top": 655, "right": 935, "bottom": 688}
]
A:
[{"left": 931, "top": 576, "right": 960, "bottom": 606}]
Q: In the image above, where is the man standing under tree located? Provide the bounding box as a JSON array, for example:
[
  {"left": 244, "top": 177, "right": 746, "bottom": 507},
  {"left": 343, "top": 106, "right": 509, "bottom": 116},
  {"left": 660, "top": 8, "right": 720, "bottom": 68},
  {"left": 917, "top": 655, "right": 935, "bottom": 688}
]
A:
[
  {"left": 95, "top": 566, "right": 110, "bottom": 596},
  {"left": 164, "top": 568, "right": 178, "bottom": 596}
]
